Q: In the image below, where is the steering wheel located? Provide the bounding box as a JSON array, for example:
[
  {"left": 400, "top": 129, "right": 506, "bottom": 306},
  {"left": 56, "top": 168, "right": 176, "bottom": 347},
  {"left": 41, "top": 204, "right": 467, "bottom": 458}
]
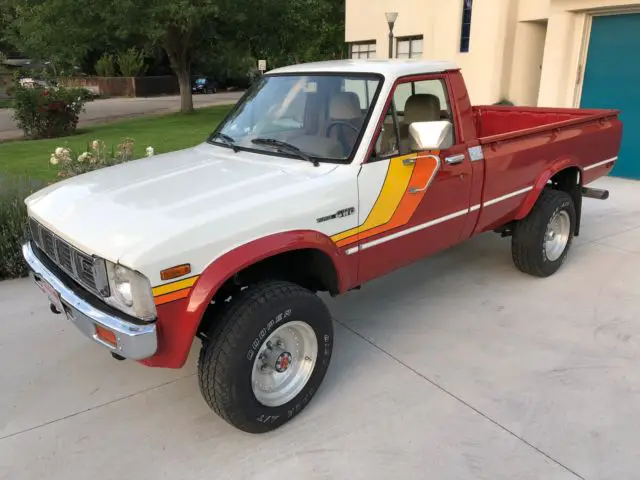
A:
[{"left": 326, "top": 120, "right": 360, "bottom": 138}]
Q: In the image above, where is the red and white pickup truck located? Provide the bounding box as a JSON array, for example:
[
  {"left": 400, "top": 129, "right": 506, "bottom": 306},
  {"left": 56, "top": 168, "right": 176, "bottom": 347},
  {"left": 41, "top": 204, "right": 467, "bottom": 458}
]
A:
[{"left": 23, "top": 59, "right": 622, "bottom": 433}]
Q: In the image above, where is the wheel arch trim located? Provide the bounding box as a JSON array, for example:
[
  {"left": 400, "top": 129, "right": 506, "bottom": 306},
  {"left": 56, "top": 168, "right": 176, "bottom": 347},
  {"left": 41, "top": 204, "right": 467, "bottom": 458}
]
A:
[
  {"left": 138, "top": 230, "right": 353, "bottom": 369},
  {"left": 515, "top": 160, "right": 583, "bottom": 221}
]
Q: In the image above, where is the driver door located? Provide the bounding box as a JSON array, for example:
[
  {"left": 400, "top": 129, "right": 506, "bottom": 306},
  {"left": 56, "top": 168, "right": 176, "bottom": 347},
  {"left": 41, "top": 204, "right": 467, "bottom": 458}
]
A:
[{"left": 335, "top": 74, "right": 474, "bottom": 284}]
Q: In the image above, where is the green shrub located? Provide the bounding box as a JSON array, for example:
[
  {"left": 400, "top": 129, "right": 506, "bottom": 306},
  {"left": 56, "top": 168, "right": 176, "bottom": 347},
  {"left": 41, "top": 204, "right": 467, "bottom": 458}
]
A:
[
  {"left": 117, "top": 48, "right": 147, "bottom": 77},
  {"left": 0, "top": 177, "right": 45, "bottom": 280},
  {"left": 494, "top": 98, "right": 515, "bottom": 106},
  {"left": 95, "top": 53, "right": 116, "bottom": 77},
  {"left": 11, "top": 74, "right": 94, "bottom": 139}
]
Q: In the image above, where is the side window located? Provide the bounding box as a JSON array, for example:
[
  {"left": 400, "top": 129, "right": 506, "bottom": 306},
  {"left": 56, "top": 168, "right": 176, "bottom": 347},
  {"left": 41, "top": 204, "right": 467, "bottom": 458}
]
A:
[
  {"left": 373, "top": 105, "right": 399, "bottom": 159},
  {"left": 392, "top": 78, "right": 454, "bottom": 152},
  {"left": 343, "top": 79, "right": 379, "bottom": 109}
]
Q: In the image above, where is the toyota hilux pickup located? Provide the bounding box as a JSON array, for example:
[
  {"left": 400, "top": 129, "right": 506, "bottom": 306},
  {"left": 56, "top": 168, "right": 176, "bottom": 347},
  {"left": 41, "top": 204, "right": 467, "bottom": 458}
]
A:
[{"left": 22, "top": 59, "right": 622, "bottom": 434}]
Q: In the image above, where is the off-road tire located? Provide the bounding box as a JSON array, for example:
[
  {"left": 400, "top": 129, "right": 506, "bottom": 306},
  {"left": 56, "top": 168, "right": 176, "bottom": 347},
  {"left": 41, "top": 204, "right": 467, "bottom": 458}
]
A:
[
  {"left": 512, "top": 188, "right": 576, "bottom": 277},
  {"left": 197, "top": 280, "right": 333, "bottom": 433}
]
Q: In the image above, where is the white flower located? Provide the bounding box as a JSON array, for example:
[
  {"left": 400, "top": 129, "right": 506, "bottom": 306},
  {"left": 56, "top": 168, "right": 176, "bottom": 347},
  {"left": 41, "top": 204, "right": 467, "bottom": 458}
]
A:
[
  {"left": 146, "top": 146, "right": 154, "bottom": 157},
  {"left": 50, "top": 155, "right": 59, "bottom": 166},
  {"left": 77, "top": 152, "right": 90, "bottom": 163},
  {"left": 91, "top": 140, "right": 99, "bottom": 151},
  {"left": 58, "top": 148, "right": 71, "bottom": 161}
]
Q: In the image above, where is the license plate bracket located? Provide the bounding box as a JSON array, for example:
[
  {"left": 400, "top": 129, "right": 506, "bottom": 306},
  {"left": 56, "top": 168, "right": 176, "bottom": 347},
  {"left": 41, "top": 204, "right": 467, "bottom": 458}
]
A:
[{"left": 34, "top": 275, "right": 65, "bottom": 313}]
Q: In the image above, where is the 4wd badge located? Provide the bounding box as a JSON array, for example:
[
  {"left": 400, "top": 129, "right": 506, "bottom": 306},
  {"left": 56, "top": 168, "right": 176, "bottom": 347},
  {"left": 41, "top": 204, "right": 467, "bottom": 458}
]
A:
[{"left": 316, "top": 207, "right": 356, "bottom": 223}]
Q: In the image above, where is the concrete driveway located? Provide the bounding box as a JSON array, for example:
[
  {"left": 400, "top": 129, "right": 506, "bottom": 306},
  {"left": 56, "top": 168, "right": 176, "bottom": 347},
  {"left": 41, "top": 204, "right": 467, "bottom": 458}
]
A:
[
  {"left": 0, "top": 92, "right": 244, "bottom": 141},
  {"left": 1, "top": 176, "right": 639, "bottom": 479}
]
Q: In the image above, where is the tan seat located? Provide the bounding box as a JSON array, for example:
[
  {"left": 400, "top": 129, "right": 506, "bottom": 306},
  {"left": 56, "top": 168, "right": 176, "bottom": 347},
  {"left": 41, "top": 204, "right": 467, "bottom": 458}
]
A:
[
  {"left": 399, "top": 94, "right": 442, "bottom": 151},
  {"left": 326, "top": 92, "right": 363, "bottom": 156}
]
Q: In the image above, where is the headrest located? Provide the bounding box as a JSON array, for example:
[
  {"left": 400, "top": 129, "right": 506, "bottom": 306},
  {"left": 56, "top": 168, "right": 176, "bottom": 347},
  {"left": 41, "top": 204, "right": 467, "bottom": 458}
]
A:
[
  {"left": 405, "top": 94, "right": 441, "bottom": 124},
  {"left": 329, "top": 92, "right": 362, "bottom": 120}
]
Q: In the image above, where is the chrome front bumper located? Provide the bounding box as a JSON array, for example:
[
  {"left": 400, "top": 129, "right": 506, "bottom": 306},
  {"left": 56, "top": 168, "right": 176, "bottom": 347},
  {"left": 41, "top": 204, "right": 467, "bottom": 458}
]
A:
[{"left": 22, "top": 242, "right": 157, "bottom": 360}]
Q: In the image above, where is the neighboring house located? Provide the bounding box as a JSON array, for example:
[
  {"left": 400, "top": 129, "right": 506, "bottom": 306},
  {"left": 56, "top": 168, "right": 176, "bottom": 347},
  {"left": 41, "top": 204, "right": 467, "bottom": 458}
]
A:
[{"left": 345, "top": 0, "right": 640, "bottom": 179}]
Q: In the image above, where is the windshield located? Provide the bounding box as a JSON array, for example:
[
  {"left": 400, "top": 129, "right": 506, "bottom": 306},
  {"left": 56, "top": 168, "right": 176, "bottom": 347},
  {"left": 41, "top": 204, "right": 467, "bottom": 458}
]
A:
[
  {"left": 195, "top": 78, "right": 206, "bottom": 85},
  {"left": 210, "top": 74, "right": 382, "bottom": 162}
]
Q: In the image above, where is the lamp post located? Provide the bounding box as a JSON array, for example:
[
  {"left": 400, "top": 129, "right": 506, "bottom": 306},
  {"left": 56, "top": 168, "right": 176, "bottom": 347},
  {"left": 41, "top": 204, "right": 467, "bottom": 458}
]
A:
[{"left": 385, "top": 12, "right": 399, "bottom": 59}]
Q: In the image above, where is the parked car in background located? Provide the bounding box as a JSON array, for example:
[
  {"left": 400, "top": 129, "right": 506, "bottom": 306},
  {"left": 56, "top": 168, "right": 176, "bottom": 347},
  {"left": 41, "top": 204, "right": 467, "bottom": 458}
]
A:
[
  {"left": 19, "top": 77, "right": 54, "bottom": 89},
  {"left": 22, "top": 59, "right": 622, "bottom": 436},
  {"left": 192, "top": 77, "right": 217, "bottom": 94}
]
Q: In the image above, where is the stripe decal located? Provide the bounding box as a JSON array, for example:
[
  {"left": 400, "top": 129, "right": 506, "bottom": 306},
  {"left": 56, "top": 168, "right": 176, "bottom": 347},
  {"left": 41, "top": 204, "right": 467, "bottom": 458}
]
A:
[
  {"left": 344, "top": 184, "right": 534, "bottom": 255},
  {"left": 584, "top": 156, "right": 617, "bottom": 171},
  {"left": 483, "top": 186, "right": 534, "bottom": 207},
  {"left": 152, "top": 275, "right": 200, "bottom": 306},
  {"left": 359, "top": 208, "right": 469, "bottom": 251},
  {"left": 332, "top": 153, "right": 440, "bottom": 247},
  {"left": 332, "top": 154, "right": 416, "bottom": 243}
]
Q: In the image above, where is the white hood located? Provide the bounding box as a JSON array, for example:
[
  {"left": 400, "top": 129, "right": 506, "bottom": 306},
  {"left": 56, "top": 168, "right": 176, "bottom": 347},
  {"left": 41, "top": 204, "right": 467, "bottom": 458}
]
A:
[{"left": 26, "top": 143, "right": 340, "bottom": 267}]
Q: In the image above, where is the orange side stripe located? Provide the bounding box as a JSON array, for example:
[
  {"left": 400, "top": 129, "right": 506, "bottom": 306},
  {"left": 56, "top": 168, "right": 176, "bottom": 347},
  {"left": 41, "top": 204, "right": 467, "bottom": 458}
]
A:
[
  {"left": 154, "top": 288, "right": 191, "bottom": 306},
  {"left": 337, "top": 154, "right": 440, "bottom": 248}
]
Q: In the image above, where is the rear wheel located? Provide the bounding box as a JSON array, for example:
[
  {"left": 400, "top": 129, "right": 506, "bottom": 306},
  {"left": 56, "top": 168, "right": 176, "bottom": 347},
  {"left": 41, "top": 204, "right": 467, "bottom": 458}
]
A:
[
  {"left": 197, "top": 280, "right": 333, "bottom": 433},
  {"left": 511, "top": 188, "right": 576, "bottom": 277}
]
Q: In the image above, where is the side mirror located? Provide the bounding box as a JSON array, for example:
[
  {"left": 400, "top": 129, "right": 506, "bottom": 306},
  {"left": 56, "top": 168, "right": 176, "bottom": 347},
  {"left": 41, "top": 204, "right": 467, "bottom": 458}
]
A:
[{"left": 409, "top": 121, "right": 453, "bottom": 151}]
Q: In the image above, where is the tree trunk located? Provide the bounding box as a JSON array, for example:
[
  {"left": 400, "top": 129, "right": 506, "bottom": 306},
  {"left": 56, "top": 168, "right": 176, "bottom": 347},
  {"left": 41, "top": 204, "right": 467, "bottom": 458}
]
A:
[
  {"left": 176, "top": 66, "right": 193, "bottom": 113},
  {"left": 163, "top": 34, "right": 194, "bottom": 113}
]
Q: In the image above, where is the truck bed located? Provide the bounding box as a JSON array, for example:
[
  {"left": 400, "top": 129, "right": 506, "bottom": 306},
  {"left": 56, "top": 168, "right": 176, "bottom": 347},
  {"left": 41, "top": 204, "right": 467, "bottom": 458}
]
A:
[
  {"left": 469, "top": 104, "right": 622, "bottom": 236},
  {"left": 472, "top": 105, "right": 620, "bottom": 143}
]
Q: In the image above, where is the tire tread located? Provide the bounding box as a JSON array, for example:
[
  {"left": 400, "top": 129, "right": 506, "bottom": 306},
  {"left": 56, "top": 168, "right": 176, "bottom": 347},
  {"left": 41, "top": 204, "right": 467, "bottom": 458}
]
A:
[
  {"left": 197, "top": 280, "right": 325, "bottom": 431},
  {"left": 512, "top": 188, "right": 574, "bottom": 277}
]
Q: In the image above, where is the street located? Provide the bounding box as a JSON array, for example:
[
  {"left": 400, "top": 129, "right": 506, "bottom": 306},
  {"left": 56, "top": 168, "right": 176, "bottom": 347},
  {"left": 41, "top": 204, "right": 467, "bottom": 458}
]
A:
[
  {"left": 0, "top": 92, "right": 244, "bottom": 141},
  {"left": 1, "top": 175, "right": 639, "bottom": 479}
]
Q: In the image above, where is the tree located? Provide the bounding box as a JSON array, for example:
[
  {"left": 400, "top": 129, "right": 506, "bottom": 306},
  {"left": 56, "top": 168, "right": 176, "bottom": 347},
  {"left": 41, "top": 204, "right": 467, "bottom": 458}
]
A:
[
  {"left": 2, "top": 0, "right": 225, "bottom": 112},
  {"left": 110, "top": 0, "right": 227, "bottom": 112},
  {"left": 231, "top": 0, "right": 345, "bottom": 68},
  {"left": 2, "top": 0, "right": 348, "bottom": 113},
  {"left": 1, "top": 0, "right": 109, "bottom": 75}
]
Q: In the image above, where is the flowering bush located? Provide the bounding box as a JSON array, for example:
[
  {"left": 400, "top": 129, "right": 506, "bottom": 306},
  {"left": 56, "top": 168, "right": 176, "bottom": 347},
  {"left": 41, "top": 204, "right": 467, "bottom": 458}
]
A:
[
  {"left": 11, "top": 73, "right": 94, "bottom": 139},
  {"left": 48, "top": 138, "right": 155, "bottom": 178}
]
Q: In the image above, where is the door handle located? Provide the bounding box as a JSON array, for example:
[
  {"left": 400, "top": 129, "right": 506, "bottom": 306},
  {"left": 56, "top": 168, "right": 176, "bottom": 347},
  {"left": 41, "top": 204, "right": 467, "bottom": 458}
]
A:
[
  {"left": 445, "top": 154, "right": 465, "bottom": 165},
  {"left": 408, "top": 154, "right": 439, "bottom": 194}
]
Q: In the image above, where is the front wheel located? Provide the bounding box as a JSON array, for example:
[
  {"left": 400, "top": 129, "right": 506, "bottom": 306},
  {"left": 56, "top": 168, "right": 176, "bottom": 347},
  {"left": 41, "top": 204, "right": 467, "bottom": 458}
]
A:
[
  {"left": 511, "top": 188, "right": 576, "bottom": 277},
  {"left": 197, "top": 280, "right": 333, "bottom": 433}
]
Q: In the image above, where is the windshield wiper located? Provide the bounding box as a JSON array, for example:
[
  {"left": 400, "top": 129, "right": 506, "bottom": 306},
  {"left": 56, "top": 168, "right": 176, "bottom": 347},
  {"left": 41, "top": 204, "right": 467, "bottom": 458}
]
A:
[
  {"left": 251, "top": 138, "right": 319, "bottom": 167},
  {"left": 212, "top": 132, "right": 239, "bottom": 152}
]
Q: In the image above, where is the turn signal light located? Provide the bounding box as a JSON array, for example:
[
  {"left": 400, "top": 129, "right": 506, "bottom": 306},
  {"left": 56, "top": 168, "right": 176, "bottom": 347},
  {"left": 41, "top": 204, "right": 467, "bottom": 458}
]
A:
[
  {"left": 95, "top": 325, "right": 117, "bottom": 347},
  {"left": 160, "top": 264, "right": 192, "bottom": 281}
]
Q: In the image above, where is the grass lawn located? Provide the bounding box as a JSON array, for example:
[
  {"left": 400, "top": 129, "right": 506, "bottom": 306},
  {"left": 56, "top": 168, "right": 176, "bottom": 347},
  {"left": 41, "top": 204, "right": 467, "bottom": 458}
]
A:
[
  {"left": 0, "top": 105, "right": 233, "bottom": 182},
  {"left": 0, "top": 99, "right": 13, "bottom": 109}
]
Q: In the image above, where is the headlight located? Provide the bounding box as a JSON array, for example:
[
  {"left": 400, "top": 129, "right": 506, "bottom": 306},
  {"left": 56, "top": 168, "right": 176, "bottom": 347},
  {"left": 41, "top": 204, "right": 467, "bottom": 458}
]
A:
[{"left": 105, "top": 261, "right": 157, "bottom": 321}]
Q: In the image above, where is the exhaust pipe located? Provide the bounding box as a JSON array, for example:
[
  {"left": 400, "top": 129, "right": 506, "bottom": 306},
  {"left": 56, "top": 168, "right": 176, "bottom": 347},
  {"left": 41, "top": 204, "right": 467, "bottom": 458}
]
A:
[{"left": 581, "top": 187, "right": 609, "bottom": 200}]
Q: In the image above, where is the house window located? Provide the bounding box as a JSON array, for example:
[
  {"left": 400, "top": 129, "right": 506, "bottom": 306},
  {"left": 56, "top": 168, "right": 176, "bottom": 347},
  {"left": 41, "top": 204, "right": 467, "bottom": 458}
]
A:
[
  {"left": 349, "top": 41, "right": 377, "bottom": 59},
  {"left": 396, "top": 36, "right": 423, "bottom": 59},
  {"left": 460, "top": 0, "right": 473, "bottom": 52}
]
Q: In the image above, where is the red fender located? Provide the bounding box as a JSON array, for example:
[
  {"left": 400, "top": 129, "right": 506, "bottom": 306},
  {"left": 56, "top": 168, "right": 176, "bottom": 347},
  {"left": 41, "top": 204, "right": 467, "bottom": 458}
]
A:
[
  {"left": 515, "top": 158, "right": 582, "bottom": 220},
  {"left": 138, "top": 230, "right": 355, "bottom": 369}
]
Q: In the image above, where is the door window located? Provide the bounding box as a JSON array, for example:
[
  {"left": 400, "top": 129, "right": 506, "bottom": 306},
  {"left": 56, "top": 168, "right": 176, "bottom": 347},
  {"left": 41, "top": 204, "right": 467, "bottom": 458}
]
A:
[{"left": 392, "top": 78, "right": 454, "bottom": 152}]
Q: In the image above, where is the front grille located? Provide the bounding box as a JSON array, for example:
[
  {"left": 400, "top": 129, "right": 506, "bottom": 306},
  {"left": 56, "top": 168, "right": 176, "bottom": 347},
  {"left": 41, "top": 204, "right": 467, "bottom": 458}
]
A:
[{"left": 28, "top": 217, "right": 109, "bottom": 297}]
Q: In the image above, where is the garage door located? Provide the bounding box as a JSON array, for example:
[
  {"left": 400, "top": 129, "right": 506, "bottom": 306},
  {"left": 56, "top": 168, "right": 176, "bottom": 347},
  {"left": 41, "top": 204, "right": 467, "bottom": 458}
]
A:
[{"left": 581, "top": 13, "right": 640, "bottom": 179}]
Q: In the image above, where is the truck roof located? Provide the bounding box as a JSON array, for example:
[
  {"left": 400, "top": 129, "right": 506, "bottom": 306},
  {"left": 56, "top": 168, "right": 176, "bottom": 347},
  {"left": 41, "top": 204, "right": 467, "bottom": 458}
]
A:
[{"left": 267, "top": 59, "right": 459, "bottom": 78}]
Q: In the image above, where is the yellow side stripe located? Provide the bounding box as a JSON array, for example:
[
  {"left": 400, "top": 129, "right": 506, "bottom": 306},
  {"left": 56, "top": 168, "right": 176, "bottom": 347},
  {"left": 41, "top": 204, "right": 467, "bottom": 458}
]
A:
[
  {"left": 152, "top": 275, "right": 200, "bottom": 297},
  {"left": 331, "top": 154, "right": 416, "bottom": 243}
]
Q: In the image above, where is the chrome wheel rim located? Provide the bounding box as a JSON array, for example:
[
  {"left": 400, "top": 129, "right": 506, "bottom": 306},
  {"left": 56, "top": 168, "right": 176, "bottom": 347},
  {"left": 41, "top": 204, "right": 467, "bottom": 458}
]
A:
[
  {"left": 544, "top": 210, "right": 571, "bottom": 261},
  {"left": 251, "top": 321, "right": 318, "bottom": 407}
]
